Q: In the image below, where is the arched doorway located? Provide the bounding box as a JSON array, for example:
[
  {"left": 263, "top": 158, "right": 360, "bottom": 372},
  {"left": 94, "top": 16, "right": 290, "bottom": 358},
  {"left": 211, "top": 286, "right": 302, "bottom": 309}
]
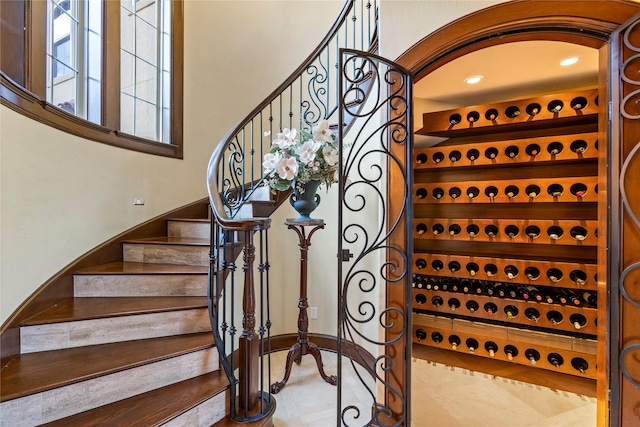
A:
[{"left": 394, "top": 2, "right": 640, "bottom": 425}]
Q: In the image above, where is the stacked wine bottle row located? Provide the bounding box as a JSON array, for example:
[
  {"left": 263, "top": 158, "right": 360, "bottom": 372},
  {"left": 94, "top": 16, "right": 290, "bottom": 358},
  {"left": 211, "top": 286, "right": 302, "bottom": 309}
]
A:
[
  {"left": 412, "top": 314, "right": 597, "bottom": 379},
  {"left": 414, "top": 218, "right": 597, "bottom": 246},
  {"left": 412, "top": 286, "right": 597, "bottom": 335},
  {"left": 415, "top": 132, "right": 598, "bottom": 168},
  {"left": 416, "top": 88, "right": 598, "bottom": 137},
  {"left": 414, "top": 176, "right": 598, "bottom": 204},
  {"left": 414, "top": 253, "right": 597, "bottom": 290}
]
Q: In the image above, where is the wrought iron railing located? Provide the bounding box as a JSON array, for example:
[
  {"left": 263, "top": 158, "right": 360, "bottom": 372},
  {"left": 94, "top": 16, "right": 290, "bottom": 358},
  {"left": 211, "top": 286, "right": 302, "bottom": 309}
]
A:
[{"left": 205, "top": 1, "right": 378, "bottom": 423}]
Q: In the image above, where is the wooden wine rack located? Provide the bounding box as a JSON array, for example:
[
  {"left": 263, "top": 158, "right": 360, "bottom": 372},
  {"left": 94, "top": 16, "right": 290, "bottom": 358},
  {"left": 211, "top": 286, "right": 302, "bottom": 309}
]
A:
[{"left": 412, "top": 89, "right": 600, "bottom": 379}]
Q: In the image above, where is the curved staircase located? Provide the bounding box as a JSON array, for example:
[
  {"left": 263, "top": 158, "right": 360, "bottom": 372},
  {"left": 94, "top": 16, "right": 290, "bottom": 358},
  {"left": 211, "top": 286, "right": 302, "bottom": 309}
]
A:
[{"left": 0, "top": 216, "right": 229, "bottom": 426}]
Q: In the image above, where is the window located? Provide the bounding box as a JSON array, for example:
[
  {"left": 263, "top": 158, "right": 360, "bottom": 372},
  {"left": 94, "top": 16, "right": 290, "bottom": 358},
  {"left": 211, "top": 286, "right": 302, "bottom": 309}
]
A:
[{"left": 0, "top": 0, "right": 183, "bottom": 157}]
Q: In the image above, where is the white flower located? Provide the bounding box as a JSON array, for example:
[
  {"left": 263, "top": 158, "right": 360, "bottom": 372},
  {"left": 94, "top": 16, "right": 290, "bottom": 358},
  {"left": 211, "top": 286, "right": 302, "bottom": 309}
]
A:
[
  {"left": 276, "top": 156, "right": 298, "bottom": 180},
  {"left": 295, "top": 140, "right": 322, "bottom": 166},
  {"left": 313, "top": 120, "right": 334, "bottom": 143},
  {"left": 262, "top": 152, "right": 281, "bottom": 174},
  {"left": 264, "top": 131, "right": 271, "bottom": 137},
  {"left": 272, "top": 128, "right": 297, "bottom": 149},
  {"left": 322, "top": 145, "right": 339, "bottom": 166}
]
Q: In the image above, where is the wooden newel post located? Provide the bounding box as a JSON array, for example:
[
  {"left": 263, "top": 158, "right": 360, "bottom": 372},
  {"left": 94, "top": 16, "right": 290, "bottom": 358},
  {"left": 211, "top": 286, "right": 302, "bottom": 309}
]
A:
[{"left": 239, "top": 230, "right": 259, "bottom": 413}]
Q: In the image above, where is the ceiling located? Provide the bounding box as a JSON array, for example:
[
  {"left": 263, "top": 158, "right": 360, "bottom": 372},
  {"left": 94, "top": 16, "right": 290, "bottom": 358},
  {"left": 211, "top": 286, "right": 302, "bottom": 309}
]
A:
[{"left": 413, "top": 40, "right": 599, "bottom": 146}]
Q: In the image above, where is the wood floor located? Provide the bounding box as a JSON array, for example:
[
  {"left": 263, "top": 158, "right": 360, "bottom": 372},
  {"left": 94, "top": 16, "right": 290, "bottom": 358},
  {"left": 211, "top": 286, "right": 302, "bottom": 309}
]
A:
[{"left": 268, "top": 345, "right": 596, "bottom": 426}]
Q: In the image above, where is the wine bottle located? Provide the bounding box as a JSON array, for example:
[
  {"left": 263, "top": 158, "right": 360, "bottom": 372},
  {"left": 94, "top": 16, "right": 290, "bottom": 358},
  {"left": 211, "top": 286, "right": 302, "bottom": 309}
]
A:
[
  {"left": 565, "top": 289, "right": 582, "bottom": 306},
  {"left": 449, "top": 187, "right": 462, "bottom": 199},
  {"left": 465, "top": 338, "right": 479, "bottom": 353},
  {"left": 525, "top": 266, "right": 540, "bottom": 280},
  {"left": 547, "top": 183, "right": 564, "bottom": 198},
  {"left": 466, "top": 111, "right": 480, "bottom": 124},
  {"left": 582, "top": 290, "right": 597, "bottom": 306},
  {"left": 546, "top": 310, "right": 563, "bottom": 325},
  {"left": 449, "top": 150, "right": 462, "bottom": 163},
  {"left": 432, "top": 259, "right": 444, "bottom": 271},
  {"left": 433, "top": 152, "right": 445, "bottom": 164},
  {"left": 525, "top": 348, "right": 540, "bottom": 365},
  {"left": 525, "top": 225, "right": 541, "bottom": 239},
  {"left": 555, "top": 289, "right": 569, "bottom": 305},
  {"left": 415, "top": 293, "right": 427, "bottom": 305},
  {"left": 485, "top": 341, "right": 499, "bottom": 357},
  {"left": 505, "top": 145, "right": 519, "bottom": 159},
  {"left": 466, "top": 262, "right": 479, "bottom": 276},
  {"left": 505, "top": 284, "right": 517, "bottom": 299},
  {"left": 450, "top": 279, "right": 460, "bottom": 293},
  {"left": 547, "top": 226, "right": 563, "bottom": 240},
  {"left": 433, "top": 187, "right": 444, "bottom": 199},
  {"left": 524, "top": 307, "right": 540, "bottom": 322},
  {"left": 448, "top": 334, "right": 461, "bottom": 350},
  {"left": 466, "top": 224, "right": 480, "bottom": 237},
  {"left": 416, "top": 223, "right": 428, "bottom": 235},
  {"left": 570, "top": 183, "right": 587, "bottom": 198},
  {"left": 431, "top": 279, "right": 439, "bottom": 291},
  {"left": 494, "top": 283, "right": 507, "bottom": 297},
  {"left": 472, "top": 281, "right": 483, "bottom": 295},
  {"left": 431, "top": 295, "right": 443, "bottom": 308},
  {"left": 505, "top": 185, "right": 519, "bottom": 199},
  {"left": 526, "top": 143, "right": 541, "bottom": 157},
  {"left": 460, "top": 279, "right": 471, "bottom": 294},
  {"left": 570, "top": 226, "right": 588, "bottom": 241},
  {"left": 424, "top": 278, "right": 433, "bottom": 290},
  {"left": 485, "top": 108, "right": 499, "bottom": 121},
  {"left": 518, "top": 285, "right": 531, "bottom": 300},
  {"left": 416, "top": 258, "right": 427, "bottom": 269},
  {"left": 526, "top": 286, "right": 540, "bottom": 301},
  {"left": 547, "top": 141, "right": 564, "bottom": 155},
  {"left": 484, "top": 147, "right": 499, "bottom": 160},
  {"left": 448, "top": 113, "right": 462, "bottom": 125},
  {"left": 526, "top": 184, "right": 541, "bottom": 198},
  {"left": 504, "top": 305, "right": 518, "bottom": 319},
  {"left": 411, "top": 274, "right": 420, "bottom": 288},
  {"left": 570, "top": 139, "right": 588, "bottom": 154},
  {"left": 467, "top": 186, "right": 480, "bottom": 199},
  {"left": 570, "top": 96, "right": 587, "bottom": 111},
  {"left": 571, "top": 357, "right": 589, "bottom": 374},
  {"left": 466, "top": 149, "right": 480, "bottom": 161},
  {"left": 448, "top": 298, "right": 460, "bottom": 311},
  {"left": 570, "top": 313, "right": 587, "bottom": 330},
  {"left": 416, "top": 153, "right": 428, "bottom": 164},
  {"left": 484, "top": 263, "right": 498, "bottom": 276},
  {"left": 504, "top": 265, "right": 519, "bottom": 280},
  {"left": 547, "top": 99, "right": 564, "bottom": 113},
  {"left": 448, "top": 261, "right": 461, "bottom": 273},
  {"left": 485, "top": 186, "right": 499, "bottom": 199},
  {"left": 440, "top": 279, "right": 450, "bottom": 292},
  {"left": 484, "top": 282, "right": 495, "bottom": 296},
  {"left": 485, "top": 224, "right": 499, "bottom": 237},
  {"left": 466, "top": 300, "right": 479, "bottom": 313},
  {"left": 505, "top": 225, "right": 519, "bottom": 238},
  {"left": 432, "top": 223, "right": 444, "bottom": 235},
  {"left": 431, "top": 331, "right": 444, "bottom": 344},
  {"left": 526, "top": 103, "right": 541, "bottom": 116},
  {"left": 504, "top": 344, "right": 518, "bottom": 361},
  {"left": 505, "top": 106, "right": 520, "bottom": 118},
  {"left": 547, "top": 268, "right": 563, "bottom": 283},
  {"left": 416, "top": 187, "right": 428, "bottom": 199},
  {"left": 484, "top": 302, "right": 498, "bottom": 315},
  {"left": 547, "top": 352, "right": 564, "bottom": 368},
  {"left": 415, "top": 328, "right": 427, "bottom": 341}
]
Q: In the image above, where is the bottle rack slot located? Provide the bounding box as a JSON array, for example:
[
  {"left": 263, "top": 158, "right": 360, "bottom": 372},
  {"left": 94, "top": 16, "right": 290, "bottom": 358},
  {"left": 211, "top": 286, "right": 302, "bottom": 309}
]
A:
[
  {"left": 414, "top": 176, "right": 598, "bottom": 204},
  {"left": 414, "top": 253, "right": 597, "bottom": 290},
  {"left": 411, "top": 317, "right": 597, "bottom": 379},
  {"left": 416, "top": 89, "right": 599, "bottom": 138},
  {"left": 413, "top": 218, "right": 598, "bottom": 246},
  {"left": 412, "top": 288, "right": 597, "bottom": 335},
  {"left": 414, "top": 132, "right": 598, "bottom": 169}
]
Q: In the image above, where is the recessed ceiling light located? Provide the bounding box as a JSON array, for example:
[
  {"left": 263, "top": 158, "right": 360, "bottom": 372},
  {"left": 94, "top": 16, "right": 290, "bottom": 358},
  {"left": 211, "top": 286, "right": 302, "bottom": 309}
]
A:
[
  {"left": 464, "top": 75, "right": 483, "bottom": 85},
  {"left": 560, "top": 56, "right": 580, "bottom": 67}
]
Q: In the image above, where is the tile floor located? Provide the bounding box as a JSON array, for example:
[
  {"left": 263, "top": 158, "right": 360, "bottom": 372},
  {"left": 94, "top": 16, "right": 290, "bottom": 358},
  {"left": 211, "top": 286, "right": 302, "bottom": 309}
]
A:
[{"left": 268, "top": 348, "right": 596, "bottom": 426}]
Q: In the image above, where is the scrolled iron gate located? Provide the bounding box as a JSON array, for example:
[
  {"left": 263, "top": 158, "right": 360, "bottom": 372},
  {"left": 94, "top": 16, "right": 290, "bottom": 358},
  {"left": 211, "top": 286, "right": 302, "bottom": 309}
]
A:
[{"left": 336, "top": 48, "right": 413, "bottom": 427}]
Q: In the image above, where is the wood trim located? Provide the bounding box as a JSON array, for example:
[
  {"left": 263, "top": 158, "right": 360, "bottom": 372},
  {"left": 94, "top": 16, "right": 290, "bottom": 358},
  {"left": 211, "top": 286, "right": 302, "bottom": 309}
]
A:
[
  {"left": 0, "top": 198, "right": 210, "bottom": 365},
  {"left": 0, "top": 0, "right": 26, "bottom": 86},
  {"left": 102, "top": 0, "right": 120, "bottom": 131},
  {"left": 28, "top": 0, "right": 45, "bottom": 99},
  {"left": 171, "top": 0, "right": 184, "bottom": 158}
]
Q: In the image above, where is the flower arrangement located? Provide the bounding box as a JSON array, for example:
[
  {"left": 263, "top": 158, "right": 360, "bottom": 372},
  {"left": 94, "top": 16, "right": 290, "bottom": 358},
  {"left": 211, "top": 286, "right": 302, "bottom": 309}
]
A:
[{"left": 262, "top": 119, "right": 339, "bottom": 193}]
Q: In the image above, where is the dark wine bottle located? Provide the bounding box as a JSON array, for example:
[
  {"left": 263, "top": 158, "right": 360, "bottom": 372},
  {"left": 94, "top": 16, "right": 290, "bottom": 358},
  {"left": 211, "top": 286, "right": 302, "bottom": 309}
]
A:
[
  {"left": 505, "top": 185, "right": 519, "bottom": 199},
  {"left": 465, "top": 338, "right": 479, "bottom": 353},
  {"left": 485, "top": 186, "right": 499, "bottom": 199},
  {"left": 415, "top": 328, "right": 427, "bottom": 341},
  {"left": 424, "top": 278, "right": 434, "bottom": 290},
  {"left": 440, "top": 279, "right": 450, "bottom": 292},
  {"left": 484, "top": 147, "right": 499, "bottom": 160},
  {"left": 484, "top": 263, "right": 498, "bottom": 276},
  {"left": 414, "top": 293, "right": 427, "bottom": 305},
  {"left": 504, "top": 344, "right": 519, "bottom": 361},
  {"left": 570, "top": 313, "right": 587, "bottom": 330},
  {"left": 547, "top": 99, "right": 564, "bottom": 113},
  {"left": 448, "top": 334, "right": 461, "bottom": 350},
  {"left": 448, "top": 113, "right": 462, "bottom": 125},
  {"left": 505, "top": 225, "right": 520, "bottom": 238},
  {"left": 505, "top": 145, "right": 519, "bottom": 159},
  {"left": 433, "top": 152, "right": 445, "bottom": 164},
  {"left": 432, "top": 223, "right": 444, "bottom": 235},
  {"left": 571, "top": 357, "right": 589, "bottom": 373},
  {"left": 450, "top": 279, "right": 460, "bottom": 293},
  {"left": 430, "top": 279, "right": 439, "bottom": 291},
  {"left": 546, "top": 310, "right": 563, "bottom": 325},
  {"left": 525, "top": 225, "right": 541, "bottom": 239},
  {"left": 431, "top": 259, "right": 444, "bottom": 272},
  {"left": 484, "top": 282, "right": 495, "bottom": 296},
  {"left": 526, "top": 103, "right": 541, "bottom": 116},
  {"left": 449, "top": 150, "right": 462, "bottom": 163},
  {"left": 485, "top": 341, "right": 499, "bottom": 358},
  {"left": 485, "top": 108, "right": 499, "bottom": 121},
  {"left": 466, "top": 300, "right": 479, "bottom": 313},
  {"left": 448, "top": 298, "right": 460, "bottom": 311},
  {"left": 460, "top": 279, "right": 471, "bottom": 294},
  {"left": 506, "top": 284, "right": 518, "bottom": 299},
  {"left": 466, "top": 262, "right": 479, "bottom": 276},
  {"left": 547, "top": 141, "right": 564, "bottom": 155},
  {"left": 484, "top": 302, "right": 498, "bottom": 315},
  {"left": 525, "top": 307, "right": 540, "bottom": 322},
  {"left": 570, "top": 139, "right": 588, "bottom": 154},
  {"left": 525, "top": 266, "right": 540, "bottom": 280},
  {"left": 504, "top": 265, "right": 519, "bottom": 280},
  {"left": 547, "top": 352, "right": 564, "bottom": 368},
  {"left": 432, "top": 187, "right": 444, "bottom": 199},
  {"left": 466, "top": 111, "right": 480, "bottom": 124},
  {"left": 494, "top": 283, "right": 507, "bottom": 298},
  {"left": 431, "top": 295, "right": 443, "bottom": 307},
  {"left": 565, "top": 289, "right": 582, "bottom": 306},
  {"left": 431, "top": 331, "right": 444, "bottom": 344},
  {"left": 547, "top": 226, "right": 563, "bottom": 240},
  {"left": 467, "top": 186, "right": 480, "bottom": 199},
  {"left": 472, "top": 281, "right": 483, "bottom": 295},
  {"left": 526, "top": 286, "right": 541, "bottom": 301},
  {"left": 547, "top": 268, "right": 563, "bottom": 283},
  {"left": 416, "top": 153, "right": 428, "bottom": 164},
  {"left": 466, "top": 224, "right": 480, "bottom": 237},
  {"left": 504, "top": 305, "right": 518, "bottom": 319},
  {"left": 518, "top": 285, "right": 531, "bottom": 300},
  {"left": 416, "top": 187, "right": 428, "bottom": 199},
  {"left": 416, "top": 223, "right": 428, "bottom": 235},
  {"left": 415, "top": 258, "right": 427, "bottom": 270},
  {"left": 411, "top": 274, "right": 420, "bottom": 288},
  {"left": 570, "top": 226, "right": 588, "bottom": 241},
  {"left": 505, "top": 106, "right": 520, "bottom": 118},
  {"left": 484, "top": 224, "right": 499, "bottom": 237},
  {"left": 526, "top": 143, "right": 541, "bottom": 157},
  {"left": 582, "top": 290, "right": 597, "bottom": 306},
  {"left": 526, "top": 184, "right": 541, "bottom": 198},
  {"left": 449, "top": 187, "right": 462, "bottom": 199},
  {"left": 570, "top": 183, "right": 587, "bottom": 198},
  {"left": 448, "top": 261, "right": 461, "bottom": 274},
  {"left": 466, "top": 149, "right": 480, "bottom": 161},
  {"left": 570, "top": 96, "right": 587, "bottom": 111},
  {"left": 525, "top": 348, "right": 540, "bottom": 365},
  {"left": 547, "top": 183, "right": 564, "bottom": 198}
]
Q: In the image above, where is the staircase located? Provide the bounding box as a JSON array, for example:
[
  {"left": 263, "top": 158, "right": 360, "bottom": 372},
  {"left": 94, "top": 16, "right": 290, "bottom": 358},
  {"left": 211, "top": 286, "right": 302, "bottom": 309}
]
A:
[{"left": 0, "top": 216, "right": 229, "bottom": 426}]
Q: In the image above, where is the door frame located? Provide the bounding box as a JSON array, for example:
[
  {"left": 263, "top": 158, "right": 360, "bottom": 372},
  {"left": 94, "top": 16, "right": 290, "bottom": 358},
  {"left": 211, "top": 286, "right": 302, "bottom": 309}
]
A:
[{"left": 394, "top": 1, "right": 640, "bottom": 426}]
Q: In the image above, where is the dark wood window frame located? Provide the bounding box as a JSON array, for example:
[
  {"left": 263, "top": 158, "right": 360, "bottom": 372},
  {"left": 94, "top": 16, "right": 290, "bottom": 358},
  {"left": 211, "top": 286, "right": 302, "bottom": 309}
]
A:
[{"left": 0, "top": 0, "right": 184, "bottom": 158}]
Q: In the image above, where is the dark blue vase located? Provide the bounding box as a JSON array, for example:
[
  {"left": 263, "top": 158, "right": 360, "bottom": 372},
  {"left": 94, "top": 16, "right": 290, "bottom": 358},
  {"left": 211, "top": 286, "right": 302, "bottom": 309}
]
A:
[{"left": 289, "top": 180, "right": 322, "bottom": 221}]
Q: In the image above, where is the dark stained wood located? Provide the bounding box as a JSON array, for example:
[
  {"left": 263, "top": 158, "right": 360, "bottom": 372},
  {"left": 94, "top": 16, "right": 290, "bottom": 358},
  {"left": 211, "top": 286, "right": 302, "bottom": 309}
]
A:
[
  {"left": 41, "top": 371, "right": 228, "bottom": 427},
  {"left": 212, "top": 404, "right": 275, "bottom": 427},
  {"left": 21, "top": 297, "right": 207, "bottom": 326},
  {"left": 415, "top": 202, "right": 599, "bottom": 221},
  {"left": 1, "top": 332, "right": 214, "bottom": 402},
  {"left": 102, "top": 0, "right": 120, "bottom": 130},
  {"left": 0, "top": 0, "right": 26, "bottom": 86},
  {"left": 171, "top": 0, "right": 184, "bottom": 157},
  {"left": 0, "top": 198, "right": 209, "bottom": 363},
  {"left": 27, "top": 0, "right": 45, "bottom": 98}
]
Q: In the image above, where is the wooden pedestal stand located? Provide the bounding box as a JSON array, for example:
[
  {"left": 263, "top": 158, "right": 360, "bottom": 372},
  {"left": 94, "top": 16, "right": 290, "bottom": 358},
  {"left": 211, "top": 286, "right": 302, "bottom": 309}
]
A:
[{"left": 270, "top": 218, "right": 337, "bottom": 394}]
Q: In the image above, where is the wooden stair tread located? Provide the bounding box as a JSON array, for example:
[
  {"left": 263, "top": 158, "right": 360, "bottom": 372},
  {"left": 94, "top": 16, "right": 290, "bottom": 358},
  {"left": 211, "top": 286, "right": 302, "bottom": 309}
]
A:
[
  {"left": 74, "top": 261, "right": 208, "bottom": 275},
  {"left": 21, "top": 297, "right": 208, "bottom": 325},
  {"left": 40, "top": 370, "right": 229, "bottom": 427},
  {"left": 122, "top": 236, "right": 210, "bottom": 246},
  {"left": 0, "top": 333, "right": 214, "bottom": 402},
  {"left": 167, "top": 218, "right": 210, "bottom": 223}
]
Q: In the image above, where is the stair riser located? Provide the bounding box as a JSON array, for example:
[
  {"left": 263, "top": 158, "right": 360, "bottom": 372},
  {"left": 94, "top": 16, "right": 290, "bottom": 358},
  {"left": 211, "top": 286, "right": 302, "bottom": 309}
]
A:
[
  {"left": 74, "top": 274, "right": 207, "bottom": 297},
  {"left": 0, "top": 348, "right": 219, "bottom": 426},
  {"left": 163, "top": 392, "right": 227, "bottom": 427},
  {"left": 21, "top": 309, "right": 211, "bottom": 353},
  {"left": 168, "top": 221, "right": 211, "bottom": 239},
  {"left": 123, "top": 244, "right": 209, "bottom": 266}
]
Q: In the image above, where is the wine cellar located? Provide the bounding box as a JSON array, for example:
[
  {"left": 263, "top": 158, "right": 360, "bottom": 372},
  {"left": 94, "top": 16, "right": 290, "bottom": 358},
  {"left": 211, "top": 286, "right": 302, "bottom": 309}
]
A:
[{"left": 411, "top": 89, "right": 600, "bottom": 379}]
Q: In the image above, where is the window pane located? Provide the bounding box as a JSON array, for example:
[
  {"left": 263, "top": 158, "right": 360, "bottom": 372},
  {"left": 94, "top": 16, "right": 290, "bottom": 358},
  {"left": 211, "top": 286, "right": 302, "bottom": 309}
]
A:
[
  {"left": 86, "top": 0, "right": 102, "bottom": 123},
  {"left": 136, "top": 58, "right": 156, "bottom": 103},
  {"left": 47, "top": 0, "right": 78, "bottom": 112},
  {"left": 121, "top": 92, "right": 135, "bottom": 134},
  {"left": 135, "top": 98, "right": 157, "bottom": 140}
]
